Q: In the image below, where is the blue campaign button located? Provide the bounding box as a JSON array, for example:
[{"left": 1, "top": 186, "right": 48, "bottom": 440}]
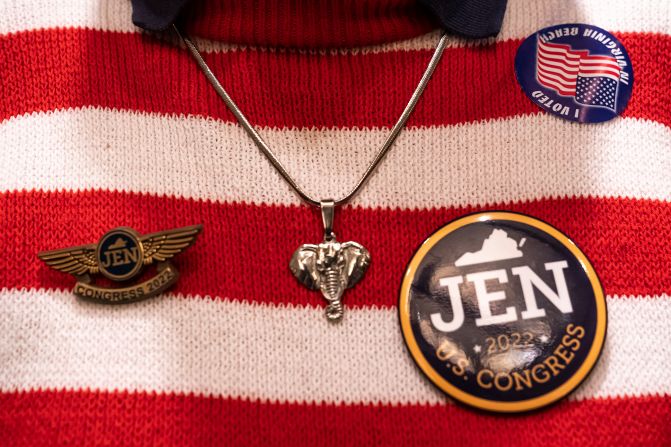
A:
[
  {"left": 399, "top": 212, "right": 607, "bottom": 413},
  {"left": 514, "top": 24, "right": 633, "bottom": 123}
]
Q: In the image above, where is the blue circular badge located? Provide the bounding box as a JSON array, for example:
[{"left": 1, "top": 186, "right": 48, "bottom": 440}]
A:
[
  {"left": 399, "top": 212, "right": 607, "bottom": 412},
  {"left": 515, "top": 24, "right": 633, "bottom": 123},
  {"left": 96, "top": 227, "right": 145, "bottom": 281}
]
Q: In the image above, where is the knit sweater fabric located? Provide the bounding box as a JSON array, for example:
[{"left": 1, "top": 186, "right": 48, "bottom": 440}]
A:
[{"left": 1, "top": 0, "right": 670, "bottom": 445}]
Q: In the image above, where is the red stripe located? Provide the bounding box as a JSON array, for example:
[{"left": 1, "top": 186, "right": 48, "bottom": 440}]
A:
[
  {"left": 1, "top": 190, "right": 669, "bottom": 307},
  {"left": 182, "top": 0, "right": 435, "bottom": 48},
  {"left": 0, "top": 29, "right": 668, "bottom": 127},
  {"left": 0, "top": 390, "right": 668, "bottom": 446}
]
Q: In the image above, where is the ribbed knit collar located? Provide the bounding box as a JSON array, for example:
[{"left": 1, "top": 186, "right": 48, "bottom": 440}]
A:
[{"left": 131, "top": 0, "right": 508, "bottom": 48}]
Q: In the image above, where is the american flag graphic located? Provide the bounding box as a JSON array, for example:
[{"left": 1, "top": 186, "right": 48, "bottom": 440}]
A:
[{"left": 536, "top": 40, "right": 621, "bottom": 110}]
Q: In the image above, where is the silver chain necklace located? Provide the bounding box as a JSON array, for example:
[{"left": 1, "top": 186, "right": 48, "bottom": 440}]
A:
[{"left": 174, "top": 25, "right": 448, "bottom": 321}]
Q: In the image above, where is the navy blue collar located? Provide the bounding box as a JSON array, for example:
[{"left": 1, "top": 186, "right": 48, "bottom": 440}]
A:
[{"left": 131, "top": 0, "right": 508, "bottom": 39}]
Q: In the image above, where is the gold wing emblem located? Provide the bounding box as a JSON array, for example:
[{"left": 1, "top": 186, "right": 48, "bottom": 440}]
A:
[
  {"left": 38, "top": 244, "right": 99, "bottom": 276},
  {"left": 141, "top": 225, "right": 203, "bottom": 265}
]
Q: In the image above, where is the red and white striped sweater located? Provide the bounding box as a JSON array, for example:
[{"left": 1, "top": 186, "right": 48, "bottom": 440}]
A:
[{"left": 0, "top": 0, "right": 670, "bottom": 445}]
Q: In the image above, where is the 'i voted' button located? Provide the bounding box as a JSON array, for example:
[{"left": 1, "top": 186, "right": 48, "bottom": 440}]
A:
[{"left": 515, "top": 23, "right": 633, "bottom": 123}]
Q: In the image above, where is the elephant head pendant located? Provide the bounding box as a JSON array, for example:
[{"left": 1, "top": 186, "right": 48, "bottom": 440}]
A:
[
  {"left": 289, "top": 200, "right": 371, "bottom": 321},
  {"left": 290, "top": 237, "right": 370, "bottom": 321}
]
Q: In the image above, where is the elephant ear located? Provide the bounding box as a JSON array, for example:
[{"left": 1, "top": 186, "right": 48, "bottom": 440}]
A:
[
  {"left": 341, "top": 242, "right": 371, "bottom": 288},
  {"left": 290, "top": 244, "right": 320, "bottom": 290}
]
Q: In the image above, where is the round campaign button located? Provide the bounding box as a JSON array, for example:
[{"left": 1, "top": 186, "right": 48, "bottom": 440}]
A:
[
  {"left": 399, "top": 212, "right": 606, "bottom": 412},
  {"left": 514, "top": 23, "right": 633, "bottom": 123}
]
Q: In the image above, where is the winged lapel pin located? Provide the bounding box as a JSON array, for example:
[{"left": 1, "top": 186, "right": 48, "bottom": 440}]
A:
[{"left": 38, "top": 225, "right": 202, "bottom": 303}]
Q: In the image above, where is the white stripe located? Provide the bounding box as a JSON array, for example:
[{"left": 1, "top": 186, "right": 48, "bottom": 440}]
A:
[
  {"left": 0, "top": 0, "right": 133, "bottom": 36},
  {"left": 0, "top": 289, "right": 668, "bottom": 404},
  {"left": 1, "top": 108, "right": 669, "bottom": 209},
  {"left": 0, "top": 0, "right": 668, "bottom": 52}
]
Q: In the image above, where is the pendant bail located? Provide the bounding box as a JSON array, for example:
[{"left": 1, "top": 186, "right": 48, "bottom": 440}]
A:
[{"left": 320, "top": 200, "right": 336, "bottom": 241}]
